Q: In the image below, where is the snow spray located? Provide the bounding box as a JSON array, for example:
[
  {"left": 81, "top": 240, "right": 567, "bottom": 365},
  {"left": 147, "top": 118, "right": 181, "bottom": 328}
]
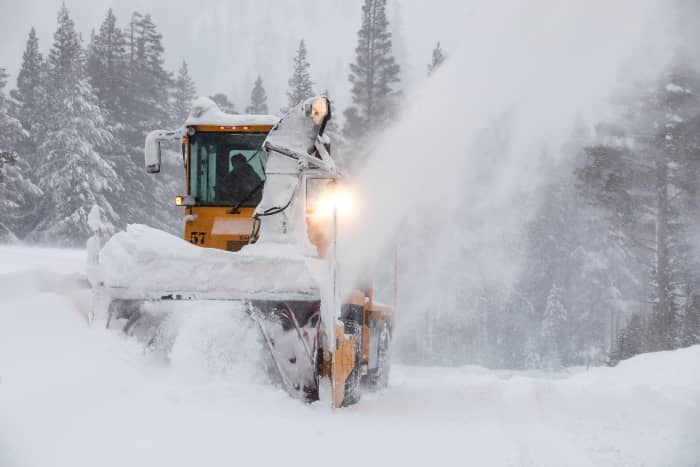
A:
[{"left": 337, "top": 0, "right": 673, "bottom": 338}]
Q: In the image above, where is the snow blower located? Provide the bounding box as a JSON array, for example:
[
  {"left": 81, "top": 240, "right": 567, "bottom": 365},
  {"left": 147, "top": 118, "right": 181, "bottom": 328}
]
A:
[{"left": 90, "top": 96, "right": 395, "bottom": 407}]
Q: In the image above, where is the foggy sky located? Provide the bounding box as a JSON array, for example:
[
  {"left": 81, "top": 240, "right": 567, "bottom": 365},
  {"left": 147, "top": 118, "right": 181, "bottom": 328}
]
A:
[{"left": 2, "top": 0, "right": 471, "bottom": 113}]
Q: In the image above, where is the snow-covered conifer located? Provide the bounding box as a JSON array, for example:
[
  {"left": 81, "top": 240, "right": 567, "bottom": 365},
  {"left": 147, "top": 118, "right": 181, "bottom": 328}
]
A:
[
  {"left": 609, "top": 314, "right": 646, "bottom": 365},
  {"left": 541, "top": 283, "right": 567, "bottom": 370},
  {"left": 172, "top": 61, "right": 197, "bottom": 123},
  {"left": 114, "top": 11, "right": 179, "bottom": 234},
  {"left": 11, "top": 28, "right": 46, "bottom": 134},
  {"left": 246, "top": 76, "right": 268, "bottom": 114},
  {"left": 29, "top": 5, "right": 119, "bottom": 245},
  {"left": 0, "top": 67, "right": 41, "bottom": 240},
  {"left": 681, "top": 294, "right": 700, "bottom": 347},
  {"left": 343, "top": 0, "right": 401, "bottom": 140},
  {"left": 210, "top": 93, "right": 236, "bottom": 114},
  {"left": 580, "top": 59, "right": 700, "bottom": 355},
  {"left": 125, "top": 12, "right": 172, "bottom": 134},
  {"left": 285, "top": 40, "right": 314, "bottom": 111},
  {"left": 86, "top": 9, "right": 129, "bottom": 121},
  {"left": 427, "top": 42, "right": 445, "bottom": 76}
]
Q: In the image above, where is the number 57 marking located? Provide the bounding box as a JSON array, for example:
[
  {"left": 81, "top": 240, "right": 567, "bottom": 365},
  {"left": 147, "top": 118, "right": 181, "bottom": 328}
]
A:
[{"left": 189, "top": 232, "right": 206, "bottom": 245}]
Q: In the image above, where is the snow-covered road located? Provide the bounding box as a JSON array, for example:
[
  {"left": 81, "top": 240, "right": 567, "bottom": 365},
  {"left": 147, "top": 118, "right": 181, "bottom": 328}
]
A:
[{"left": 1, "top": 245, "right": 698, "bottom": 467}]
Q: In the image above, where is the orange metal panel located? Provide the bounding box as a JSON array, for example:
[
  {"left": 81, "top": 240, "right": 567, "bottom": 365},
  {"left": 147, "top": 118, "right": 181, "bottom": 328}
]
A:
[{"left": 183, "top": 206, "right": 257, "bottom": 251}]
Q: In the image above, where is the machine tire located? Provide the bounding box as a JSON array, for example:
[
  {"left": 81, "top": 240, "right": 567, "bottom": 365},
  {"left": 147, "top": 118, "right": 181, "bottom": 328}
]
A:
[
  {"left": 340, "top": 320, "right": 363, "bottom": 407},
  {"left": 342, "top": 366, "right": 362, "bottom": 406},
  {"left": 367, "top": 320, "right": 391, "bottom": 389}
]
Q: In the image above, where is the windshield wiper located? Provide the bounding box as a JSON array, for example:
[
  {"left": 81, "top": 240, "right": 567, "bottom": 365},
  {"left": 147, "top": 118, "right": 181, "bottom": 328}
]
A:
[{"left": 229, "top": 179, "right": 265, "bottom": 214}]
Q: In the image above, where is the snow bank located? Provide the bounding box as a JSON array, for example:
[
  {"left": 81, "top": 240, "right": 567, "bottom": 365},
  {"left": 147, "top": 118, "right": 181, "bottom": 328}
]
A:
[
  {"left": 0, "top": 244, "right": 89, "bottom": 310},
  {"left": 0, "top": 244, "right": 86, "bottom": 275},
  {"left": 576, "top": 346, "right": 700, "bottom": 391}
]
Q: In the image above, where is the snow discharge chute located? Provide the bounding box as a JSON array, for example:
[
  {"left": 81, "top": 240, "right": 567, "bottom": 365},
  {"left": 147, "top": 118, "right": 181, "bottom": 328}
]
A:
[{"left": 89, "top": 96, "right": 395, "bottom": 408}]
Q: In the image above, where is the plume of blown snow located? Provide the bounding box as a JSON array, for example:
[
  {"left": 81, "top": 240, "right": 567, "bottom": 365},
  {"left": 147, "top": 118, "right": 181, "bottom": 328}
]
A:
[{"left": 338, "top": 0, "right": 674, "bottom": 320}]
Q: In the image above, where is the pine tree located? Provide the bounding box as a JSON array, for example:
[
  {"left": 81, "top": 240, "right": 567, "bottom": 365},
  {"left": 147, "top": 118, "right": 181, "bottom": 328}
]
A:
[
  {"left": 46, "top": 4, "right": 83, "bottom": 107},
  {"left": 246, "top": 75, "right": 268, "bottom": 114},
  {"left": 343, "top": 0, "right": 401, "bottom": 140},
  {"left": 86, "top": 9, "right": 129, "bottom": 120},
  {"left": 512, "top": 148, "right": 642, "bottom": 368},
  {"left": 0, "top": 68, "right": 21, "bottom": 143},
  {"left": 125, "top": 12, "right": 172, "bottom": 137},
  {"left": 609, "top": 313, "right": 646, "bottom": 365},
  {"left": 172, "top": 61, "right": 197, "bottom": 122},
  {"left": 285, "top": 39, "right": 314, "bottom": 111},
  {"left": 116, "top": 11, "right": 179, "bottom": 234},
  {"left": 579, "top": 58, "right": 700, "bottom": 355},
  {"left": 645, "top": 62, "right": 700, "bottom": 351},
  {"left": 681, "top": 293, "right": 700, "bottom": 347},
  {"left": 541, "top": 283, "right": 568, "bottom": 370},
  {"left": 10, "top": 28, "right": 46, "bottom": 134},
  {"left": 29, "top": 4, "right": 120, "bottom": 245},
  {"left": 427, "top": 42, "right": 445, "bottom": 76},
  {"left": 389, "top": 0, "right": 408, "bottom": 87},
  {"left": 210, "top": 93, "right": 236, "bottom": 114},
  {"left": 0, "top": 67, "right": 41, "bottom": 240},
  {"left": 523, "top": 335, "right": 542, "bottom": 369},
  {"left": 0, "top": 149, "right": 19, "bottom": 241}
]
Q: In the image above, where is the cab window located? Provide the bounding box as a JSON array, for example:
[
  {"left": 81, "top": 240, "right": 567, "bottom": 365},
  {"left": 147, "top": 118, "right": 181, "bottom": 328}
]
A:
[{"left": 189, "top": 131, "right": 268, "bottom": 206}]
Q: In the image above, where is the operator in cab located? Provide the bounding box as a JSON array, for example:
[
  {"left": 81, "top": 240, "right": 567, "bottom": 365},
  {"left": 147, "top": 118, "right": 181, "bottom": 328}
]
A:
[{"left": 217, "top": 153, "right": 262, "bottom": 204}]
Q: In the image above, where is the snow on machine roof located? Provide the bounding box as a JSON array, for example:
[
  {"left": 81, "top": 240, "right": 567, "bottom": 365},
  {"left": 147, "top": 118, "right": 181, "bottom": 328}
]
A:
[{"left": 185, "top": 96, "right": 279, "bottom": 127}]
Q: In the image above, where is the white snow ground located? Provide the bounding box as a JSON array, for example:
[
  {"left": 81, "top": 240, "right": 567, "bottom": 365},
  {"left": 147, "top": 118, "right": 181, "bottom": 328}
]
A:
[{"left": 1, "top": 244, "right": 699, "bottom": 467}]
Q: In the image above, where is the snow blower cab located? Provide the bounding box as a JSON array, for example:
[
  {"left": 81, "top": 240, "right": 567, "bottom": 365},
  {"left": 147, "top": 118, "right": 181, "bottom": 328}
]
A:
[
  {"left": 145, "top": 97, "right": 279, "bottom": 250},
  {"left": 95, "top": 96, "right": 394, "bottom": 408}
]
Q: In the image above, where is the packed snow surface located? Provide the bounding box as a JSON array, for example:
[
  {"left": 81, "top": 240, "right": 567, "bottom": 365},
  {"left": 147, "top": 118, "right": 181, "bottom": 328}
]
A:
[{"left": 1, "top": 245, "right": 699, "bottom": 467}]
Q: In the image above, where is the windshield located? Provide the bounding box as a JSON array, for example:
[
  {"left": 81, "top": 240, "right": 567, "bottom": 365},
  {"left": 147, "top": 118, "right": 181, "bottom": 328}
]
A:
[{"left": 189, "top": 132, "right": 268, "bottom": 206}]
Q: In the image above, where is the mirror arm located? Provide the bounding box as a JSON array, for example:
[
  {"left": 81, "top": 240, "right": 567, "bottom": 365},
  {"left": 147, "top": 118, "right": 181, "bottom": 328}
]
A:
[
  {"left": 264, "top": 139, "right": 337, "bottom": 175},
  {"left": 152, "top": 128, "right": 187, "bottom": 145}
]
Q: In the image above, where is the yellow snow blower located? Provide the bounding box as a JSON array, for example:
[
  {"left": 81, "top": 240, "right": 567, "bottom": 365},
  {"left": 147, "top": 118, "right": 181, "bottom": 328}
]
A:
[{"left": 92, "top": 96, "right": 395, "bottom": 407}]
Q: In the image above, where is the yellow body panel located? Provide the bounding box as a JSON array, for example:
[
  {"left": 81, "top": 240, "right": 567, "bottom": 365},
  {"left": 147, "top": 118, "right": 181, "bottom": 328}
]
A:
[
  {"left": 333, "top": 323, "right": 357, "bottom": 407},
  {"left": 183, "top": 206, "right": 256, "bottom": 251}
]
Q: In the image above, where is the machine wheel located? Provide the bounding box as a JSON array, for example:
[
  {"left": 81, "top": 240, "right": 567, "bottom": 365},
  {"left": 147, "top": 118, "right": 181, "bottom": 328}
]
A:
[
  {"left": 367, "top": 321, "right": 391, "bottom": 388},
  {"left": 341, "top": 323, "right": 363, "bottom": 406},
  {"left": 342, "top": 366, "right": 361, "bottom": 406}
]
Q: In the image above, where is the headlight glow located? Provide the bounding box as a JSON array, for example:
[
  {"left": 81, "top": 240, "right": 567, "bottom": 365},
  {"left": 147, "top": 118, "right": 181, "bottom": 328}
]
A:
[
  {"left": 311, "top": 189, "right": 354, "bottom": 220},
  {"left": 310, "top": 97, "right": 329, "bottom": 126}
]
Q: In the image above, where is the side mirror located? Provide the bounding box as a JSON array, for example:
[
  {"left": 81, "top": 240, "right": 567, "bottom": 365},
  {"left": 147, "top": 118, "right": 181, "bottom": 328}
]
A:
[{"left": 144, "top": 131, "right": 162, "bottom": 174}]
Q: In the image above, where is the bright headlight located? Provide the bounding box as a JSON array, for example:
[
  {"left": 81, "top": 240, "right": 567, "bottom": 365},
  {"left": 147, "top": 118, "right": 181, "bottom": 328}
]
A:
[
  {"left": 309, "top": 97, "right": 330, "bottom": 126},
  {"left": 312, "top": 189, "right": 354, "bottom": 220}
]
